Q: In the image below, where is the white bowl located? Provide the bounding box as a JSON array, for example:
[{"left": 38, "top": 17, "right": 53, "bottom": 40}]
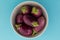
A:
[{"left": 10, "top": 1, "right": 48, "bottom": 39}]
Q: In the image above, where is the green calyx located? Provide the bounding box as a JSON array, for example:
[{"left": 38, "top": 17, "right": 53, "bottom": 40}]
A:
[
  {"left": 21, "top": 6, "right": 27, "bottom": 14},
  {"left": 32, "top": 29, "right": 37, "bottom": 36},
  {"left": 32, "top": 21, "right": 39, "bottom": 27},
  {"left": 32, "top": 7, "right": 38, "bottom": 15},
  {"left": 15, "top": 24, "right": 21, "bottom": 29}
]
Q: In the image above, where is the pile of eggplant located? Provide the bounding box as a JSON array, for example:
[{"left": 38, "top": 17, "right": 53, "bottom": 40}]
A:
[{"left": 14, "top": 5, "right": 46, "bottom": 37}]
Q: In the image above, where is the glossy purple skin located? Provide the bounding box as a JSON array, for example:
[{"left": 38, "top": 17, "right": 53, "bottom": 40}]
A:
[
  {"left": 32, "top": 7, "right": 42, "bottom": 17},
  {"left": 17, "top": 25, "right": 32, "bottom": 36},
  {"left": 23, "top": 15, "right": 32, "bottom": 26},
  {"left": 16, "top": 15, "right": 23, "bottom": 23},
  {"left": 34, "top": 16, "right": 46, "bottom": 32}
]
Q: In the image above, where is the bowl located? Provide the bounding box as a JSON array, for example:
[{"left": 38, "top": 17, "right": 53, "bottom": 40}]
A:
[{"left": 11, "top": 1, "right": 48, "bottom": 39}]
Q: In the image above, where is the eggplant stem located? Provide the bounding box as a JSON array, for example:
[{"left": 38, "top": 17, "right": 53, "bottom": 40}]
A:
[
  {"left": 32, "top": 29, "right": 37, "bottom": 36},
  {"left": 32, "top": 21, "right": 39, "bottom": 27},
  {"left": 15, "top": 24, "right": 21, "bottom": 29}
]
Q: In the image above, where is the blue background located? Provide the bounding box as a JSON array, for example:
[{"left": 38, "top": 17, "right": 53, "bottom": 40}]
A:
[{"left": 0, "top": 0, "right": 60, "bottom": 40}]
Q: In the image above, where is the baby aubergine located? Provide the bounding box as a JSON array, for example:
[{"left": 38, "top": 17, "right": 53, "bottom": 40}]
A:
[
  {"left": 31, "top": 7, "right": 42, "bottom": 17},
  {"left": 21, "top": 6, "right": 31, "bottom": 14},
  {"left": 16, "top": 14, "right": 23, "bottom": 24},
  {"left": 17, "top": 25, "right": 32, "bottom": 36},
  {"left": 23, "top": 15, "right": 32, "bottom": 26},
  {"left": 33, "top": 16, "right": 46, "bottom": 34}
]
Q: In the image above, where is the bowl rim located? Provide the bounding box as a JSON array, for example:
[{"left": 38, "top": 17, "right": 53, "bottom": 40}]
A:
[{"left": 10, "top": 1, "right": 48, "bottom": 39}]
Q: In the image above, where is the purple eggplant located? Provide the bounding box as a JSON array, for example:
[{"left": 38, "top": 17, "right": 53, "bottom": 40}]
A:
[
  {"left": 23, "top": 15, "right": 33, "bottom": 26},
  {"left": 16, "top": 15, "right": 23, "bottom": 23},
  {"left": 17, "top": 25, "right": 32, "bottom": 36},
  {"left": 33, "top": 16, "right": 46, "bottom": 35},
  {"left": 21, "top": 6, "right": 31, "bottom": 14},
  {"left": 23, "top": 15, "right": 39, "bottom": 28},
  {"left": 31, "top": 7, "right": 42, "bottom": 17}
]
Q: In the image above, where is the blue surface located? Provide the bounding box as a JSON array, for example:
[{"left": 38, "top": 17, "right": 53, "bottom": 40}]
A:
[{"left": 0, "top": 0, "right": 60, "bottom": 40}]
